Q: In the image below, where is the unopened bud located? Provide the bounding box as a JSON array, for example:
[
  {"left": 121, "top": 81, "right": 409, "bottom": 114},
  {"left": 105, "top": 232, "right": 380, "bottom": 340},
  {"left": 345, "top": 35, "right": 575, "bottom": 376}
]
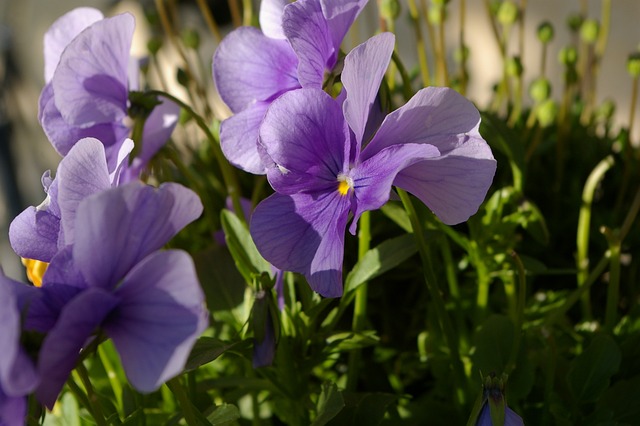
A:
[
  {"left": 567, "top": 13, "right": 583, "bottom": 33},
  {"left": 559, "top": 46, "right": 578, "bottom": 66},
  {"left": 537, "top": 21, "right": 554, "bottom": 44},
  {"left": 182, "top": 28, "right": 200, "bottom": 50},
  {"left": 580, "top": 19, "right": 599, "bottom": 44},
  {"left": 529, "top": 77, "right": 551, "bottom": 102},
  {"left": 537, "top": 99, "right": 558, "bottom": 127},
  {"left": 380, "top": 0, "right": 401, "bottom": 21},
  {"left": 506, "top": 56, "right": 523, "bottom": 77},
  {"left": 627, "top": 52, "right": 640, "bottom": 78},
  {"left": 497, "top": 1, "right": 518, "bottom": 26}
]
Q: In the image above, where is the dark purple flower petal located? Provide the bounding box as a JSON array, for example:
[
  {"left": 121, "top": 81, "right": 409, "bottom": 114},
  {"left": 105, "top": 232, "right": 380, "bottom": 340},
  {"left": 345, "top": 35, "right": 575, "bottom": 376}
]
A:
[
  {"left": 36, "top": 287, "right": 118, "bottom": 408},
  {"left": 342, "top": 32, "right": 395, "bottom": 148},
  {"left": 213, "top": 26, "right": 299, "bottom": 113},
  {"left": 350, "top": 143, "right": 440, "bottom": 233},
  {"left": 250, "top": 192, "right": 350, "bottom": 297},
  {"left": 260, "top": 89, "right": 351, "bottom": 194},
  {"left": 393, "top": 139, "right": 497, "bottom": 225},
  {"left": 104, "top": 250, "right": 207, "bottom": 392},
  {"left": 476, "top": 403, "right": 524, "bottom": 426},
  {"left": 220, "top": 101, "right": 270, "bottom": 175},
  {"left": 73, "top": 182, "right": 202, "bottom": 289},
  {"left": 363, "top": 86, "right": 484, "bottom": 159},
  {"left": 282, "top": 0, "right": 333, "bottom": 88},
  {"left": 51, "top": 13, "right": 133, "bottom": 127},
  {"left": 259, "top": 0, "right": 288, "bottom": 39},
  {"left": 0, "top": 388, "right": 26, "bottom": 426},
  {"left": 43, "top": 7, "right": 104, "bottom": 83},
  {"left": 0, "top": 276, "right": 38, "bottom": 397}
]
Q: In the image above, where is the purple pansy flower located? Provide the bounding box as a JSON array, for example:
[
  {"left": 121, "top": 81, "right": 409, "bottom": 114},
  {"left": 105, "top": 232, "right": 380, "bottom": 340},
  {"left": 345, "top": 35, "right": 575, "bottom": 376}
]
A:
[
  {"left": 39, "top": 7, "right": 178, "bottom": 175},
  {"left": 31, "top": 181, "right": 207, "bottom": 407},
  {"left": 9, "top": 137, "right": 133, "bottom": 263},
  {"left": 250, "top": 33, "right": 496, "bottom": 297},
  {"left": 0, "top": 275, "right": 40, "bottom": 426},
  {"left": 476, "top": 403, "right": 524, "bottom": 426},
  {"left": 213, "top": 0, "right": 367, "bottom": 174}
]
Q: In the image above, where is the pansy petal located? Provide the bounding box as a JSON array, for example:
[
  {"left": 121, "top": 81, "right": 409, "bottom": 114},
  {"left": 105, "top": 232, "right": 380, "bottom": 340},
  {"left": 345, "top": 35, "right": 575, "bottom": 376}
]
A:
[
  {"left": 39, "top": 84, "right": 129, "bottom": 158},
  {"left": 260, "top": 0, "right": 289, "bottom": 39},
  {"left": 0, "top": 390, "right": 26, "bottom": 426},
  {"left": 393, "top": 138, "right": 497, "bottom": 225},
  {"left": 43, "top": 7, "right": 104, "bottom": 83},
  {"left": 8, "top": 207, "right": 59, "bottom": 262},
  {"left": 213, "top": 27, "right": 299, "bottom": 112},
  {"left": 350, "top": 143, "right": 440, "bottom": 233},
  {"left": 320, "top": 0, "right": 368, "bottom": 58},
  {"left": 282, "top": 0, "right": 333, "bottom": 88},
  {"left": 260, "top": 89, "right": 350, "bottom": 194},
  {"left": 51, "top": 13, "right": 133, "bottom": 127},
  {"left": 342, "top": 32, "right": 395, "bottom": 148},
  {"left": 0, "top": 278, "right": 38, "bottom": 397},
  {"left": 363, "top": 86, "right": 483, "bottom": 160},
  {"left": 104, "top": 250, "right": 207, "bottom": 392},
  {"left": 73, "top": 182, "right": 203, "bottom": 289},
  {"left": 36, "top": 288, "right": 118, "bottom": 408},
  {"left": 220, "top": 101, "right": 270, "bottom": 175},
  {"left": 250, "top": 192, "right": 350, "bottom": 297},
  {"left": 57, "top": 138, "right": 112, "bottom": 246}
]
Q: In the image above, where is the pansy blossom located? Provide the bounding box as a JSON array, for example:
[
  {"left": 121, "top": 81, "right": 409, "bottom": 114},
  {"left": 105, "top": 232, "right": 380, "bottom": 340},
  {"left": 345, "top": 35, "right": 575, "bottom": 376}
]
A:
[
  {"left": 250, "top": 33, "right": 496, "bottom": 297},
  {"left": 213, "top": 0, "right": 368, "bottom": 174}
]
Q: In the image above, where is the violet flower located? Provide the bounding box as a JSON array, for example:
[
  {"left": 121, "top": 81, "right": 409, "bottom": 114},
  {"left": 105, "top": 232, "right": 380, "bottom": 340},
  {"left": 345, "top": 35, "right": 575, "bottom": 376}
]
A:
[
  {"left": 476, "top": 403, "right": 524, "bottom": 426},
  {"left": 39, "top": 7, "right": 178, "bottom": 175},
  {"left": 250, "top": 33, "right": 496, "bottom": 297},
  {"left": 0, "top": 274, "right": 39, "bottom": 426},
  {"left": 213, "top": 0, "right": 367, "bottom": 174},
  {"left": 9, "top": 137, "right": 133, "bottom": 264},
  {"left": 32, "top": 181, "right": 207, "bottom": 408}
]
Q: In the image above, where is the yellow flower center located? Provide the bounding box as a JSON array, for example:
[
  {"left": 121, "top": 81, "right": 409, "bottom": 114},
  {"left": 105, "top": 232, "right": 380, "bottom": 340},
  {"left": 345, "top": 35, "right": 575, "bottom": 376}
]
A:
[
  {"left": 337, "top": 174, "right": 353, "bottom": 196},
  {"left": 21, "top": 258, "right": 49, "bottom": 287}
]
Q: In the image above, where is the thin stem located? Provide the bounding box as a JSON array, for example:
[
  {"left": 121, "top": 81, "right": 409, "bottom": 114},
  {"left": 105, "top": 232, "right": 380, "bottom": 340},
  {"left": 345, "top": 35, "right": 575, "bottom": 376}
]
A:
[
  {"left": 602, "top": 227, "right": 621, "bottom": 331},
  {"left": 505, "top": 251, "right": 526, "bottom": 375},
  {"left": 196, "top": 0, "right": 222, "bottom": 42},
  {"left": 458, "top": 0, "right": 468, "bottom": 94},
  {"left": 75, "top": 363, "right": 108, "bottom": 426},
  {"left": 408, "top": 0, "right": 431, "bottom": 88},
  {"left": 576, "top": 155, "right": 615, "bottom": 319},
  {"left": 98, "top": 345, "right": 123, "bottom": 417},
  {"left": 228, "top": 0, "right": 242, "bottom": 27},
  {"left": 436, "top": 7, "right": 449, "bottom": 86},
  {"left": 397, "top": 189, "right": 468, "bottom": 406},
  {"left": 347, "top": 211, "right": 371, "bottom": 391},
  {"left": 242, "top": 0, "right": 253, "bottom": 26},
  {"left": 391, "top": 51, "right": 414, "bottom": 102},
  {"left": 167, "top": 377, "right": 200, "bottom": 426}
]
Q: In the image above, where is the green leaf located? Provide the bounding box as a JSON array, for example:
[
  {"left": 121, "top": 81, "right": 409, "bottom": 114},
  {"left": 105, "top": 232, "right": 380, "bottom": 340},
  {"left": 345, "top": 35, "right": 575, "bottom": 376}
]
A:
[
  {"left": 329, "top": 393, "right": 397, "bottom": 425},
  {"left": 471, "top": 315, "right": 515, "bottom": 375},
  {"left": 325, "top": 331, "right": 380, "bottom": 352},
  {"left": 568, "top": 334, "right": 621, "bottom": 403},
  {"left": 344, "top": 234, "right": 417, "bottom": 293},
  {"left": 220, "top": 209, "right": 271, "bottom": 283},
  {"left": 207, "top": 404, "right": 241, "bottom": 425},
  {"left": 597, "top": 375, "right": 640, "bottom": 423},
  {"left": 380, "top": 202, "right": 412, "bottom": 232},
  {"left": 311, "top": 382, "right": 345, "bottom": 426},
  {"left": 185, "top": 337, "right": 251, "bottom": 371}
]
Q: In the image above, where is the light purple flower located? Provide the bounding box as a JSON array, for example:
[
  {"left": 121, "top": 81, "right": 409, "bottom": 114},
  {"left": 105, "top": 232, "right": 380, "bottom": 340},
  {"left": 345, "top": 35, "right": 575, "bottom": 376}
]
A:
[
  {"left": 9, "top": 137, "right": 132, "bottom": 263},
  {"left": 33, "top": 181, "right": 207, "bottom": 408},
  {"left": 250, "top": 33, "right": 496, "bottom": 297},
  {"left": 39, "top": 7, "right": 178, "bottom": 174},
  {"left": 213, "top": 0, "right": 367, "bottom": 174}
]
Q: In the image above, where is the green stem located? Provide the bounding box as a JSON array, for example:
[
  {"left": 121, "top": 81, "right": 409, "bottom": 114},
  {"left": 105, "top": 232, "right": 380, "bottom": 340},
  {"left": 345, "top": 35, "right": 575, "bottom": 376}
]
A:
[
  {"left": 397, "top": 189, "right": 467, "bottom": 406},
  {"left": 408, "top": 0, "right": 431, "bottom": 88},
  {"left": 347, "top": 211, "right": 371, "bottom": 392},
  {"left": 195, "top": 0, "right": 222, "bottom": 42},
  {"left": 98, "top": 344, "right": 123, "bottom": 417},
  {"left": 458, "top": 0, "right": 468, "bottom": 94},
  {"left": 505, "top": 251, "right": 526, "bottom": 375},
  {"left": 602, "top": 227, "right": 621, "bottom": 331},
  {"left": 391, "top": 51, "right": 414, "bottom": 102},
  {"left": 576, "top": 155, "right": 615, "bottom": 319},
  {"left": 75, "top": 363, "right": 108, "bottom": 426},
  {"left": 167, "top": 377, "right": 199, "bottom": 426},
  {"left": 147, "top": 90, "right": 245, "bottom": 224}
]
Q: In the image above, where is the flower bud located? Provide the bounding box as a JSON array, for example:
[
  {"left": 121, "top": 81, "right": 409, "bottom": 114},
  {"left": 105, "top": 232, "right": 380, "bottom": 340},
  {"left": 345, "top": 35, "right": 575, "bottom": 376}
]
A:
[
  {"left": 497, "top": 1, "right": 518, "bottom": 26},
  {"left": 537, "top": 21, "right": 554, "bottom": 44},
  {"left": 506, "top": 56, "right": 523, "bottom": 77},
  {"left": 580, "top": 19, "right": 599, "bottom": 44},
  {"left": 627, "top": 52, "right": 640, "bottom": 78},
  {"left": 147, "top": 37, "right": 162, "bottom": 56},
  {"left": 567, "top": 13, "right": 583, "bottom": 33},
  {"left": 182, "top": 28, "right": 201, "bottom": 50},
  {"left": 529, "top": 77, "right": 551, "bottom": 102},
  {"left": 537, "top": 99, "right": 558, "bottom": 127},
  {"left": 454, "top": 45, "right": 470, "bottom": 63},
  {"left": 595, "top": 99, "right": 615, "bottom": 121},
  {"left": 558, "top": 46, "right": 578, "bottom": 66},
  {"left": 428, "top": 4, "right": 445, "bottom": 25},
  {"left": 380, "top": 0, "right": 401, "bottom": 21}
]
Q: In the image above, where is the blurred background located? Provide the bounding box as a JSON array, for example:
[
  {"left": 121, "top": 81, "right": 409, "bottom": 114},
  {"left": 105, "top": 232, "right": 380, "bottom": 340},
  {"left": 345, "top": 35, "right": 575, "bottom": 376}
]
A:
[{"left": 1, "top": 0, "right": 638, "bottom": 281}]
